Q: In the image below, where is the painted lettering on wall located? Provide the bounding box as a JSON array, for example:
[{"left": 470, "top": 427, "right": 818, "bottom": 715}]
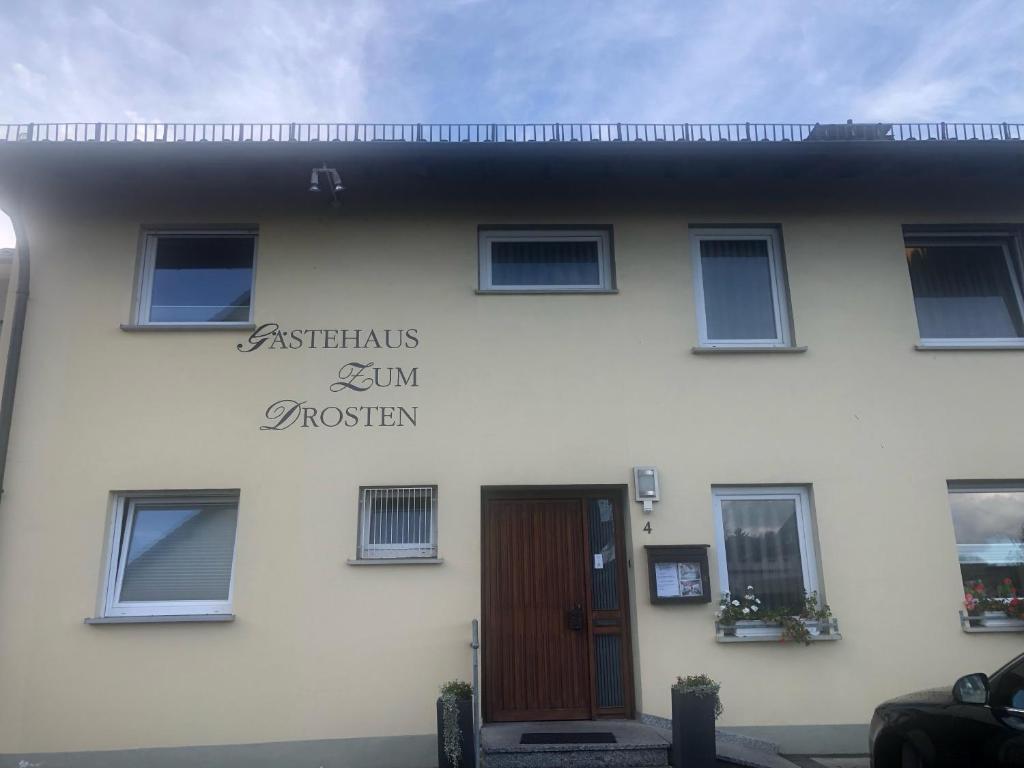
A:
[
  {"left": 236, "top": 323, "right": 419, "bottom": 352},
  {"left": 237, "top": 323, "right": 420, "bottom": 431},
  {"left": 329, "top": 363, "right": 418, "bottom": 392}
]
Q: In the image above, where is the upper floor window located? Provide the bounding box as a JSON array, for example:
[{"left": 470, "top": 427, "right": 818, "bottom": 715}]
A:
[
  {"left": 712, "top": 486, "right": 819, "bottom": 613},
  {"left": 103, "top": 491, "right": 239, "bottom": 617},
  {"left": 905, "top": 234, "right": 1024, "bottom": 347},
  {"left": 136, "top": 230, "right": 256, "bottom": 325},
  {"left": 358, "top": 486, "right": 438, "bottom": 560},
  {"left": 690, "top": 228, "right": 793, "bottom": 348},
  {"left": 478, "top": 229, "right": 613, "bottom": 292}
]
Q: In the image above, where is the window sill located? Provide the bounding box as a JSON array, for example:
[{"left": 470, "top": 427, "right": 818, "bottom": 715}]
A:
[
  {"left": 960, "top": 611, "right": 1024, "bottom": 633},
  {"left": 346, "top": 557, "right": 445, "bottom": 566},
  {"left": 120, "top": 323, "right": 257, "bottom": 332},
  {"left": 692, "top": 345, "right": 807, "bottom": 354},
  {"left": 715, "top": 618, "right": 841, "bottom": 643},
  {"left": 475, "top": 289, "right": 618, "bottom": 295},
  {"left": 84, "top": 614, "right": 235, "bottom": 625},
  {"left": 915, "top": 343, "right": 1024, "bottom": 351},
  {"left": 715, "top": 631, "right": 841, "bottom": 643}
]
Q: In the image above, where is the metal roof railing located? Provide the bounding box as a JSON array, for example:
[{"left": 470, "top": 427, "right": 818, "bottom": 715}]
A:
[{"left": 0, "top": 121, "right": 1021, "bottom": 144}]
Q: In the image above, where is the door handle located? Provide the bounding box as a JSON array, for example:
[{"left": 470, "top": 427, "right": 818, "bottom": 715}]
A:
[{"left": 567, "top": 604, "right": 584, "bottom": 631}]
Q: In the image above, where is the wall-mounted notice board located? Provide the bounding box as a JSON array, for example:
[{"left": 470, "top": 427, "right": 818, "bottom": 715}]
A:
[{"left": 644, "top": 545, "right": 712, "bottom": 605}]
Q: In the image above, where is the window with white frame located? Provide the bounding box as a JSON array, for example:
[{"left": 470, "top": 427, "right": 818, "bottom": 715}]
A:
[
  {"left": 905, "top": 234, "right": 1024, "bottom": 346},
  {"left": 136, "top": 230, "right": 256, "bottom": 325},
  {"left": 949, "top": 484, "right": 1024, "bottom": 599},
  {"left": 691, "top": 228, "right": 793, "bottom": 347},
  {"left": 712, "top": 486, "right": 820, "bottom": 612},
  {"left": 358, "top": 486, "right": 438, "bottom": 559},
  {"left": 103, "top": 492, "right": 239, "bottom": 617},
  {"left": 478, "top": 229, "right": 613, "bottom": 292}
]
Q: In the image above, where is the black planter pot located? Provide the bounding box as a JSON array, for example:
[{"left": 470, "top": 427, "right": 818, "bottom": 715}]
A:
[
  {"left": 670, "top": 687, "right": 717, "bottom": 768},
  {"left": 436, "top": 696, "right": 475, "bottom": 768}
]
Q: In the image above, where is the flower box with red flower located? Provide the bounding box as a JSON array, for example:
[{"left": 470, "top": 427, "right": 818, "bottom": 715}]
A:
[{"left": 961, "top": 579, "right": 1024, "bottom": 631}]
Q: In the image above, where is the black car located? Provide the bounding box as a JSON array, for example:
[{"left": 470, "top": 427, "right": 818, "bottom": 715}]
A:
[{"left": 871, "top": 652, "right": 1024, "bottom": 766}]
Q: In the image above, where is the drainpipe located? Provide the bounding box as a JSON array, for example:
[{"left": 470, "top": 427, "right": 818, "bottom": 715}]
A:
[{"left": 0, "top": 212, "right": 30, "bottom": 499}]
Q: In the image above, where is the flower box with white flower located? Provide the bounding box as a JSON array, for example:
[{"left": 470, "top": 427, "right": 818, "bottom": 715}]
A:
[
  {"left": 730, "top": 620, "right": 781, "bottom": 638},
  {"left": 716, "top": 588, "right": 840, "bottom": 644}
]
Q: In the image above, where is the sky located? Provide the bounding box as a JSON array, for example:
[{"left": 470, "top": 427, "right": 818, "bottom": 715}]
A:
[{"left": 1, "top": 0, "right": 1022, "bottom": 247}]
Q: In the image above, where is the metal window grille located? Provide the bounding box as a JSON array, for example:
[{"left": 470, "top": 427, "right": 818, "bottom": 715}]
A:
[
  {"left": 358, "top": 486, "right": 437, "bottom": 559},
  {"left": 5, "top": 122, "right": 1024, "bottom": 145}
]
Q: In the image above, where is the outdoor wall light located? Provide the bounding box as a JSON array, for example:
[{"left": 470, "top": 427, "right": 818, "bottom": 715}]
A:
[
  {"left": 308, "top": 164, "right": 345, "bottom": 198},
  {"left": 633, "top": 466, "right": 660, "bottom": 513}
]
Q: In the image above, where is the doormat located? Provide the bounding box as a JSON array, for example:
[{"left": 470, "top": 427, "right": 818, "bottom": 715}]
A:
[{"left": 520, "top": 732, "right": 617, "bottom": 744}]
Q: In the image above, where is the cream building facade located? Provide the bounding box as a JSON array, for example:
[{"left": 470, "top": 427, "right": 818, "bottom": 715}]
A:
[{"left": 0, "top": 122, "right": 1022, "bottom": 765}]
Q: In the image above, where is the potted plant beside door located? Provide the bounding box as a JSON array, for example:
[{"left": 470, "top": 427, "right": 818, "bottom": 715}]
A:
[
  {"left": 670, "top": 674, "right": 722, "bottom": 768},
  {"left": 437, "top": 680, "right": 474, "bottom": 768}
]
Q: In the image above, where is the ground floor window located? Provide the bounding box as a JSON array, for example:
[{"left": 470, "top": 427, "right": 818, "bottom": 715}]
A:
[
  {"left": 949, "top": 484, "right": 1024, "bottom": 601},
  {"left": 712, "top": 486, "right": 820, "bottom": 612},
  {"left": 103, "top": 491, "right": 239, "bottom": 617},
  {"left": 358, "top": 486, "right": 438, "bottom": 559}
]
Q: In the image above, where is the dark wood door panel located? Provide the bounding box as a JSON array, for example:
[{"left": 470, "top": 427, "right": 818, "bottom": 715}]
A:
[
  {"left": 482, "top": 497, "right": 591, "bottom": 722},
  {"left": 581, "top": 495, "right": 634, "bottom": 719}
]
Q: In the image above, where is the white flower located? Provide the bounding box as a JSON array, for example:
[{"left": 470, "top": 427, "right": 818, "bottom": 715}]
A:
[
  {"left": 755, "top": 598, "right": 761, "bottom": 604},
  {"left": 751, "top": 605, "right": 759, "bottom": 612},
  {"left": 744, "top": 594, "right": 754, "bottom": 600},
  {"left": 746, "top": 585, "right": 754, "bottom": 591},
  {"left": 742, "top": 608, "right": 750, "bottom": 614},
  {"left": 732, "top": 600, "right": 740, "bottom": 606}
]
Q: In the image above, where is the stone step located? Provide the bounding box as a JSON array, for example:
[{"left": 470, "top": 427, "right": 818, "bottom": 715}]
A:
[{"left": 481, "top": 720, "right": 670, "bottom": 768}]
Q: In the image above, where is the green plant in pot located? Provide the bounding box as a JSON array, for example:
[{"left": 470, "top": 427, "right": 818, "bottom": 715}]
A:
[
  {"left": 437, "top": 680, "right": 474, "bottom": 768},
  {"left": 670, "top": 674, "right": 721, "bottom": 768}
]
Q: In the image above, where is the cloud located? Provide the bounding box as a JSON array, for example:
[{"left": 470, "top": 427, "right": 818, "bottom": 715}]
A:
[{"left": 0, "top": 0, "right": 385, "bottom": 122}]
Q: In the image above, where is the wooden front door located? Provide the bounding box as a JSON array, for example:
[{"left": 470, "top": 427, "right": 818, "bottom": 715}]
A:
[{"left": 482, "top": 489, "right": 633, "bottom": 723}]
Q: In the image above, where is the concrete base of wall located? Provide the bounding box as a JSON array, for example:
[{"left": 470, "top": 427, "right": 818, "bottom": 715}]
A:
[
  {"left": 0, "top": 733, "right": 436, "bottom": 768},
  {"left": 720, "top": 725, "right": 869, "bottom": 755},
  {"left": 0, "top": 724, "right": 869, "bottom": 767}
]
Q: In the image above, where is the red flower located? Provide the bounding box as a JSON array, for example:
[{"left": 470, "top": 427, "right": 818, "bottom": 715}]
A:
[{"left": 1005, "top": 578, "right": 1014, "bottom": 585}]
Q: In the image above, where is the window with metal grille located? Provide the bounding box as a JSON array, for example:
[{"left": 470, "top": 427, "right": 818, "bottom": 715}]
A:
[{"left": 358, "top": 486, "right": 438, "bottom": 559}]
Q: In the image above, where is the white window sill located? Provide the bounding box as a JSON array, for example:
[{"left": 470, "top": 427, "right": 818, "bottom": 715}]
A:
[
  {"left": 84, "top": 614, "right": 235, "bottom": 625},
  {"left": 692, "top": 345, "right": 807, "bottom": 354},
  {"left": 474, "top": 289, "right": 618, "bottom": 295},
  {"left": 346, "top": 557, "right": 444, "bottom": 566},
  {"left": 715, "top": 632, "right": 841, "bottom": 643},
  {"left": 915, "top": 343, "right": 1024, "bottom": 351},
  {"left": 120, "top": 323, "right": 257, "bottom": 332},
  {"left": 960, "top": 611, "right": 1024, "bottom": 633},
  {"left": 715, "top": 618, "right": 840, "bottom": 643}
]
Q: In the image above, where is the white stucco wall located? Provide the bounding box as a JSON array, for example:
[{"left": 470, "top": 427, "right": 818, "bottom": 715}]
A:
[{"left": 0, "top": 192, "right": 1021, "bottom": 753}]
